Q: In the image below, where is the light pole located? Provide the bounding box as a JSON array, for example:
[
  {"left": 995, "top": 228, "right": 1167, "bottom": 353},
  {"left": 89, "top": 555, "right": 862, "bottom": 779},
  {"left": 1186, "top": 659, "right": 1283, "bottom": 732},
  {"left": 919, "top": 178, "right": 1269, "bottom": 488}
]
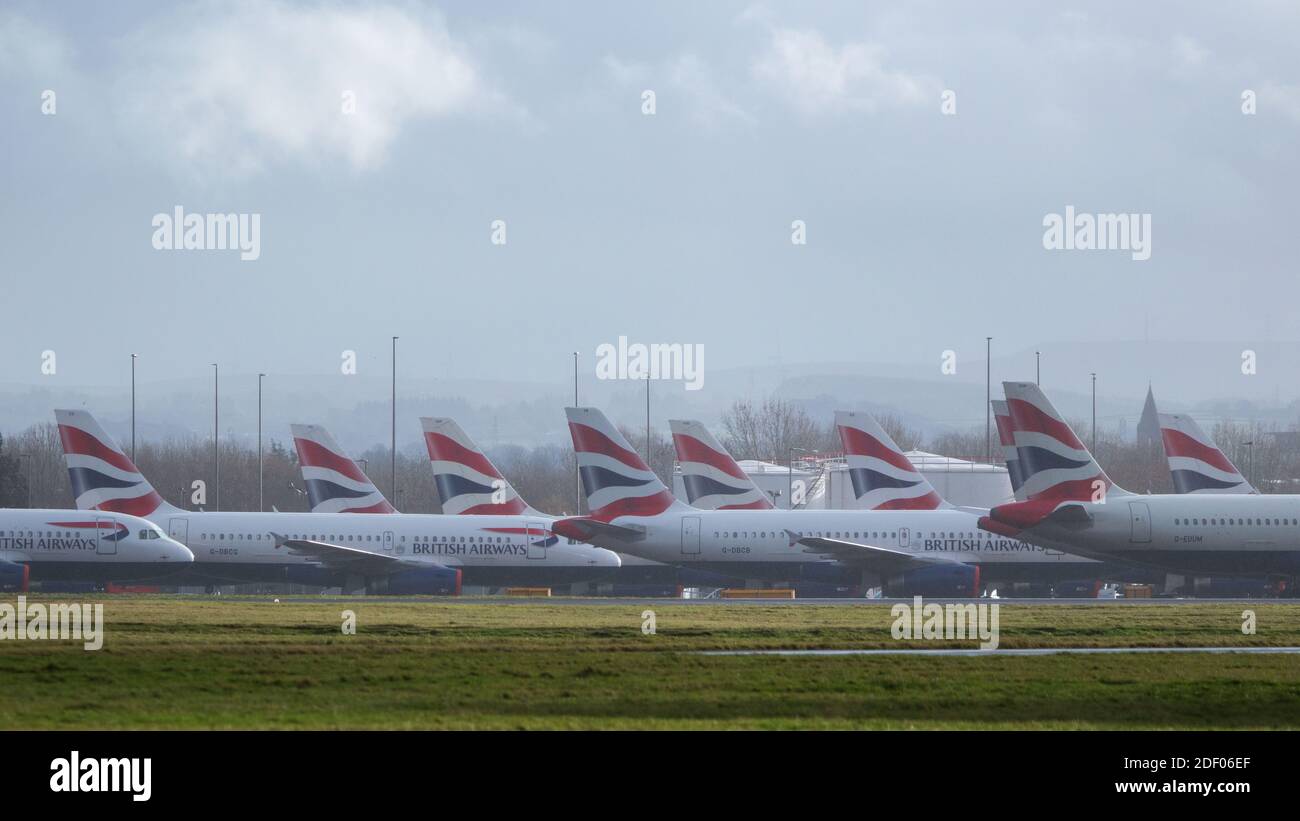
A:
[
  {"left": 985, "top": 336, "right": 992, "bottom": 462},
  {"left": 258, "top": 372, "right": 265, "bottom": 512},
  {"left": 212, "top": 363, "right": 219, "bottom": 511},
  {"left": 1243, "top": 440, "right": 1254, "bottom": 489},
  {"left": 573, "top": 351, "right": 582, "bottom": 514},
  {"left": 130, "top": 353, "right": 137, "bottom": 461},
  {"left": 645, "top": 374, "right": 651, "bottom": 463},
  {"left": 391, "top": 336, "right": 398, "bottom": 509},
  {"left": 1035, "top": 351, "right": 1040, "bottom": 386},
  {"left": 1090, "top": 372, "right": 1097, "bottom": 454},
  {"left": 788, "top": 447, "right": 814, "bottom": 510}
]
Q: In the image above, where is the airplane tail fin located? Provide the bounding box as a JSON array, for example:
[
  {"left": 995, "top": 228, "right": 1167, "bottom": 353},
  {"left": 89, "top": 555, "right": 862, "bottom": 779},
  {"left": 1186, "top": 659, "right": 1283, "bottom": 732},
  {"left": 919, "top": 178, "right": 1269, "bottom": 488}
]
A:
[
  {"left": 1001, "top": 381, "right": 1130, "bottom": 503},
  {"left": 290, "top": 424, "right": 397, "bottom": 513},
  {"left": 420, "top": 417, "right": 542, "bottom": 515},
  {"left": 669, "top": 419, "right": 774, "bottom": 510},
  {"left": 834, "top": 410, "right": 951, "bottom": 509},
  {"left": 991, "top": 399, "right": 1027, "bottom": 501},
  {"left": 1157, "top": 413, "right": 1255, "bottom": 494},
  {"left": 54, "top": 408, "right": 178, "bottom": 517},
  {"left": 564, "top": 407, "right": 685, "bottom": 521}
]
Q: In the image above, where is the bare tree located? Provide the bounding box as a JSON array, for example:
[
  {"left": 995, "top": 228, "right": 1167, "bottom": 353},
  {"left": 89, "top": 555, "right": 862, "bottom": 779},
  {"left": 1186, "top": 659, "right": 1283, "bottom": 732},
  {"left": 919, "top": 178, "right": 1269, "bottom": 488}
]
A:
[
  {"left": 875, "top": 413, "right": 922, "bottom": 451},
  {"left": 721, "top": 397, "right": 821, "bottom": 462}
]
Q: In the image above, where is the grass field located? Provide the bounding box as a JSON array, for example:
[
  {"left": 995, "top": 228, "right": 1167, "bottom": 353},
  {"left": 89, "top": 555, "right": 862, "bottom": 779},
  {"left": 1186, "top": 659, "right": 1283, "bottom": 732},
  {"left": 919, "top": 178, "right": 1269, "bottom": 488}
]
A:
[{"left": 2, "top": 595, "right": 1299, "bottom": 729}]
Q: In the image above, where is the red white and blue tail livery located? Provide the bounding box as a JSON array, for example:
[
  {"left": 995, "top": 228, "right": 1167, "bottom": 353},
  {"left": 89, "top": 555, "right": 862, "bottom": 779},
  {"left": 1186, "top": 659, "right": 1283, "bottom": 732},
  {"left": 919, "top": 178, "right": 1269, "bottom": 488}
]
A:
[
  {"left": 835, "top": 411, "right": 949, "bottom": 510},
  {"left": 54, "top": 408, "right": 179, "bottom": 517},
  {"left": 669, "top": 419, "right": 774, "bottom": 510},
  {"left": 565, "top": 407, "right": 687, "bottom": 522},
  {"left": 291, "top": 424, "right": 397, "bottom": 513},
  {"left": 991, "top": 399, "right": 1027, "bottom": 501},
  {"left": 1158, "top": 413, "right": 1254, "bottom": 495},
  {"left": 420, "top": 417, "right": 541, "bottom": 516},
  {"left": 981, "top": 382, "right": 1130, "bottom": 535},
  {"left": 1003, "top": 382, "right": 1122, "bottom": 504}
]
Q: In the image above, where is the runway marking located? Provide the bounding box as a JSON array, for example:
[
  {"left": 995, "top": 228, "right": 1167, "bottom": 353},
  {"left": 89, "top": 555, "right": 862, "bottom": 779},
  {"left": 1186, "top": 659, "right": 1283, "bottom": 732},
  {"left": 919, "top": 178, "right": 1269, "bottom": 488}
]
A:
[{"left": 700, "top": 646, "right": 1300, "bottom": 657}]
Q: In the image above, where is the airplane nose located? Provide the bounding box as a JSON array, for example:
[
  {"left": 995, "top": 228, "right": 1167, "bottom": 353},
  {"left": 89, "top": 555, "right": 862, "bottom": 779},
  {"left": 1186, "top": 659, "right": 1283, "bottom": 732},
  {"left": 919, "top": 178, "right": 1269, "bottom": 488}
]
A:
[
  {"left": 597, "top": 548, "right": 621, "bottom": 568},
  {"left": 169, "top": 541, "right": 195, "bottom": 562}
]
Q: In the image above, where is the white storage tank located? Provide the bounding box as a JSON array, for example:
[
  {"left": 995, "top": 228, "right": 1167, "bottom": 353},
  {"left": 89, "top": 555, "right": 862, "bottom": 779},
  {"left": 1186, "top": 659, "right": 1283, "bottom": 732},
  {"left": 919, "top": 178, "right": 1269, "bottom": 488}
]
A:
[
  {"left": 674, "top": 451, "right": 1011, "bottom": 510},
  {"left": 672, "top": 459, "right": 814, "bottom": 509},
  {"left": 822, "top": 450, "right": 1014, "bottom": 509}
]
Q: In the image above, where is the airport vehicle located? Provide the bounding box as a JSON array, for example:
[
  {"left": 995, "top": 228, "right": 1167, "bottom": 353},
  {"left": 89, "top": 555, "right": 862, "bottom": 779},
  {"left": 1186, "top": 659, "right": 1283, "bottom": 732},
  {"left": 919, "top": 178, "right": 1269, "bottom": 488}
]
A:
[
  {"left": 551, "top": 407, "right": 1107, "bottom": 595},
  {"left": 1157, "top": 413, "right": 1255, "bottom": 494},
  {"left": 0, "top": 508, "right": 192, "bottom": 590},
  {"left": 980, "top": 382, "right": 1300, "bottom": 576},
  {"left": 56, "top": 409, "right": 620, "bottom": 591}
]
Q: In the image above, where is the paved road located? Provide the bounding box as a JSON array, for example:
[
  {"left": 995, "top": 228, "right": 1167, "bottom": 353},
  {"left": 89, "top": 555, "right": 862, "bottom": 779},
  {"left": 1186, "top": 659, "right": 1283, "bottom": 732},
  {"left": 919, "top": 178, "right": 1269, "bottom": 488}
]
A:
[
  {"left": 232, "top": 595, "right": 1297, "bottom": 606},
  {"left": 702, "top": 646, "right": 1300, "bottom": 656}
]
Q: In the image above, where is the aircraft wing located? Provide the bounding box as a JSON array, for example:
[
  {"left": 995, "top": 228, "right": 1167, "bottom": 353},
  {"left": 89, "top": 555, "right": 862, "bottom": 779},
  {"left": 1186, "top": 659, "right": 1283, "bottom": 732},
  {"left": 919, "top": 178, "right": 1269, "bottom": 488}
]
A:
[
  {"left": 784, "top": 530, "right": 962, "bottom": 575},
  {"left": 271, "top": 533, "right": 439, "bottom": 575}
]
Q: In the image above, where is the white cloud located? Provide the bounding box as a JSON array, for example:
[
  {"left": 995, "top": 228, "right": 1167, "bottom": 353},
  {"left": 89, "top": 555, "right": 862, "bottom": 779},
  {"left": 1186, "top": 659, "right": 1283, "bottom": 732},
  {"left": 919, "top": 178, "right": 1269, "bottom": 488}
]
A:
[
  {"left": 602, "top": 54, "right": 652, "bottom": 87},
  {"left": 603, "top": 53, "right": 754, "bottom": 131},
  {"left": 668, "top": 55, "right": 756, "bottom": 130},
  {"left": 0, "top": 13, "right": 72, "bottom": 77},
  {"left": 113, "top": 0, "right": 505, "bottom": 178},
  {"left": 751, "top": 26, "right": 935, "bottom": 116},
  {"left": 1262, "top": 82, "right": 1300, "bottom": 125},
  {"left": 1172, "top": 35, "right": 1210, "bottom": 67}
]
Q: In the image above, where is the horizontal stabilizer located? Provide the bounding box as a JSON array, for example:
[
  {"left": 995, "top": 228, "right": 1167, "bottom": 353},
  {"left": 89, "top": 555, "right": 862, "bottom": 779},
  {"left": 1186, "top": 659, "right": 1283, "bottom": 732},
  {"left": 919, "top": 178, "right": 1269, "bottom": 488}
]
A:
[{"left": 549, "top": 516, "right": 645, "bottom": 544}]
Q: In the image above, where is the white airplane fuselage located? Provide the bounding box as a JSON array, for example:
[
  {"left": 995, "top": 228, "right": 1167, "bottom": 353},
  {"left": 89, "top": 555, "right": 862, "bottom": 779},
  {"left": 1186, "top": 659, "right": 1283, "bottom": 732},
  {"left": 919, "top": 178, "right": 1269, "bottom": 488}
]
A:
[
  {"left": 573, "top": 507, "right": 1113, "bottom": 583},
  {"left": 0, "top": 508, "right": 192, "bottom": 583},
  {"left": 1015, "top": 494, "right": 1300, "bottom": 576},
  {"left": 144, "top": 508, "right": 619, "bottom": 586}
]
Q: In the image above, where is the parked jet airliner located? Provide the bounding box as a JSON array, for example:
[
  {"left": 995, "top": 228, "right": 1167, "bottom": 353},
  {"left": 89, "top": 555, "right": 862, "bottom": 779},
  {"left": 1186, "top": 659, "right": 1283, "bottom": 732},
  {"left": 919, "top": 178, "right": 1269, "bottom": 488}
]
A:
[
  {"left": 0, "top": 508, "right": 193, "bottom": 591},
  {"left": 56, "top": 409, "right": 619, "bottom": 592},
  {"left": 419, "top": 416, "right": 685, "bottom": 585},
  {"left": 288, "top": 418, "right": 621, "bottom": 581},
  {"left": 667, "top": 411, "right": 1138, "bottom": 593},
  {"left": 980, "top": 382, "right": 1300, "bottom": 576},
  {"left": 550, "top": 407, "right": 1109, "bottom": 595}
]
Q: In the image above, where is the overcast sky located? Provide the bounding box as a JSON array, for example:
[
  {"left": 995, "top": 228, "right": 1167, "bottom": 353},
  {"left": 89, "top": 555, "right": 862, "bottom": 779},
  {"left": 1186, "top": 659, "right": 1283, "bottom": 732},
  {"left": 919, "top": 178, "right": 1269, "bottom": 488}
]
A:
[{"left": 2, "top": 1, "right": 1298, "bottom": 400}]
